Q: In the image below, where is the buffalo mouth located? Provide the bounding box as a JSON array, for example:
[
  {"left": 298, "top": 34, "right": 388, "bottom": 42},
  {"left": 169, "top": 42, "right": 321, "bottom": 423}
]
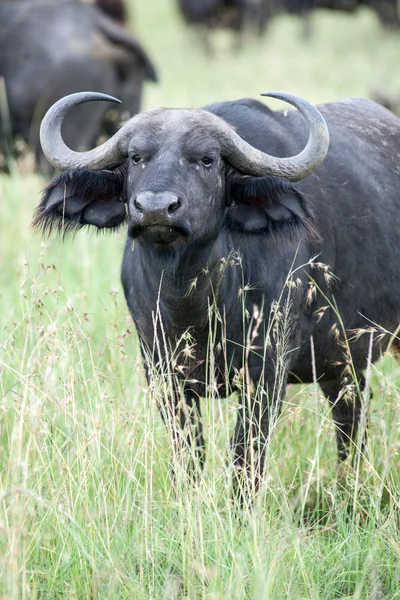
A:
[{"left": 129, "top": 224, "right": 189, "bottom": 245}]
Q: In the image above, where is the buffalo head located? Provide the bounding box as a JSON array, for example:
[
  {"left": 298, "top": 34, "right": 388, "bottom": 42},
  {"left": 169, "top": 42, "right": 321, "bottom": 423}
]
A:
[{"left": 34, "top": 91, "right": 329, "bottom": 248}]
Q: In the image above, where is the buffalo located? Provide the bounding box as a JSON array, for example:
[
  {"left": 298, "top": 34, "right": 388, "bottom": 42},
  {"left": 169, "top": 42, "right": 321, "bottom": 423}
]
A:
[
  {"left": 34, "top": 90, "right": 400, "bottom": 502},
  {"left": 177, "top": 0, "right": 247, "bottom": 33},
  {"left": 318, "top": 0, "right": 400, "bottom": 29},
  {"left": 263, "top": 0, "right": 400, "bottom": 30},
  {"left": 370, "top": 89, "right": 400, "bottom": 118},
  {"left": 177, "top": 0, "right": 273, "bottom": 45},
  {"left": 0, "top": 0, "right": 156, "bottom": 171},
  {"left": 95, "top": 0, "right": 127, "bottom": 25},
  {"left": 176, "top": 0, "right": 399, "bottom": 51}
]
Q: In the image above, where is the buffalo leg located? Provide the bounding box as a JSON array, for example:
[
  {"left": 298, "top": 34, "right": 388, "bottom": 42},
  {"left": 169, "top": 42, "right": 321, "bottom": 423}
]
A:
[
  {"left": 161, "top": 389, "right": 205, "bottom": 482},
  {"left": 320, "top": 376, "right": 368, "bottom": 462},
  {"left": 231, "top": 391, "right": 281, "bottom": 504}
]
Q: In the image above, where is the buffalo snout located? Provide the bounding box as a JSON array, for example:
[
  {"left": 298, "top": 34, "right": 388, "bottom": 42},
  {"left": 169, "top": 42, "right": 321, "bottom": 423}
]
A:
[
  {"left": 133, "top": 191, "right": 182, "bottom": 223},
  {"left": 129, "top": 191, "right": 189, "bottom": 244}
]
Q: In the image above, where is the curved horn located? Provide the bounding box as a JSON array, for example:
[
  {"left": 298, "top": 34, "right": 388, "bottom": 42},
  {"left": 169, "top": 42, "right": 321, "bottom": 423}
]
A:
[
  {"left": 41, "top": 91, "right": 329, "bottom": 179},
  {"left": 218, "top": 91, "right": 330, "bottom": 181},
  {"left": 40, "top": 92, "right": 129, "bottom": 171}
]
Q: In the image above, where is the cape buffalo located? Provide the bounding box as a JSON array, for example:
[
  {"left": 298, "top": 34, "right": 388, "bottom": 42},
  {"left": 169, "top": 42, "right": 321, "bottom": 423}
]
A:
[
  {"left": 0, "top": 0, "right": 156, "bottom": 171},
  {"left": 95, "top": 0, "right": 127, "bottom": 25},
  {"left": 255, "top": 0, "right": 400, "bottom": 33},
  {"left": 34, "top": 90, "right": 400, "bottom": 501},
  {"left": 176, "top": 0, "right": 273, "bottom": 47},
  {"left": 178, "top": 0, "right": 247, "bottom": 34}
]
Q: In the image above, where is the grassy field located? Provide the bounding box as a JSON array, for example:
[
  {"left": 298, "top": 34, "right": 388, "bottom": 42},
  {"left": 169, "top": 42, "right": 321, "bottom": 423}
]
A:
[{"left": 1, "top": 1, "right": 400, "bottom": 598}]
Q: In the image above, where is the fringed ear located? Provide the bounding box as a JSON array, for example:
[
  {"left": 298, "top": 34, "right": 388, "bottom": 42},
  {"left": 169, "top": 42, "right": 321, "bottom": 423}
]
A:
[
  {"left": 226, "top": 174, "right": 318, "bottom": 241},
  {"left": 32, "top": 164, "right": 127, "bottom": 235}
]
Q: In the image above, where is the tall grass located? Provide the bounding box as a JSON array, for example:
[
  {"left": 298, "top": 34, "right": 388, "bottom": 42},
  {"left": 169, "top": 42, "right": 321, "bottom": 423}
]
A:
[{"left": 1, "top": 2, "right": 400, "bottom": 598}]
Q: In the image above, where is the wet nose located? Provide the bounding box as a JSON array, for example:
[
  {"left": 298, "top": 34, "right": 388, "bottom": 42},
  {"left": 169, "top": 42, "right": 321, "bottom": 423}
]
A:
[{"left": 134, "top": 191, "right": 181, "bottom": 216}]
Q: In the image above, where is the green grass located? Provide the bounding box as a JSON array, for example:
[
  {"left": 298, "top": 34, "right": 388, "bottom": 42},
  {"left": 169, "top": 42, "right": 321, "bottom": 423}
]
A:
[{"left": 1, "top": 2, "right": 400, "bottom": 598}]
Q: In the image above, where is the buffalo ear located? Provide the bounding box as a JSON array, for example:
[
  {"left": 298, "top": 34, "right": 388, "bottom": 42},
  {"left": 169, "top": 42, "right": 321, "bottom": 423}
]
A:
[
  {"left": 226, "top": 174, "right": 316, "bottom": 238},
  {"left": 32, "top": 166, "right": 127, "bottom": 234}
]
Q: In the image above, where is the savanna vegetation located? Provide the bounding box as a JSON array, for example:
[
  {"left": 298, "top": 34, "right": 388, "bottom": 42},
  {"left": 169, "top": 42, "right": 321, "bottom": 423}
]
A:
[{"left": 1, "top": 2, "right": 400, "bottom": 598}]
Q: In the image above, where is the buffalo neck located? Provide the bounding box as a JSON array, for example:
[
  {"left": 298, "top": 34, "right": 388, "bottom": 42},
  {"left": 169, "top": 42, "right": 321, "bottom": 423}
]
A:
[{"left": 129, "top": 232, "right": 241, "bottom": 332}]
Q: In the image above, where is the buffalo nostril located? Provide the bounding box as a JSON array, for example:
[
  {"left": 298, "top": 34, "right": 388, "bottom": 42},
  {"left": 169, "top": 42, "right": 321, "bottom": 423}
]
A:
[
  {"left": 134, "top": 197, "right": 143, "bottom": 212},
  {"left": 168, "top": 198, "right": 181, "bottom": 214}
]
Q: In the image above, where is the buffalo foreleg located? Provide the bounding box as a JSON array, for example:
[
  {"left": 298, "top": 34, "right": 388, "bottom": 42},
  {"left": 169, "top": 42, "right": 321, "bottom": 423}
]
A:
[
  {"left": 231, "top": 389, "right": 281, "bottom": 505},
  {"left": 320, "top": 375, "right": 369, "bottom": 462},
  {"left": 160, "top": 388, "right": 205, "bottom": 483}
]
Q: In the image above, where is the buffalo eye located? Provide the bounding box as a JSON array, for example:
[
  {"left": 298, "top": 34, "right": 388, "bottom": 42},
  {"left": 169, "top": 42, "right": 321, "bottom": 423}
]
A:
[
  {"left": 201, "top": 156, "right": 214, "bottom": 168},
  {"left": 131, "top": 154, "right": 141, "bottom": 165}
]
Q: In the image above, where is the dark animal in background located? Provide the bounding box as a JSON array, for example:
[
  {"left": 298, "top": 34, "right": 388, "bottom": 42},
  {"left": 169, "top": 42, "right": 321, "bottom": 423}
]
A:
[
  {"left": 0, "top": 0, "right": 156, "bottom": 171},
  {"left": 371, "top": 0, "right": 400, "bottom": 28},
  {"left": 178, "top": 0, "right": 246, "bottom": 32},
  {"left": 314, "top": 0, "right": 399, "bottom": 28},
  {"left": 370, "top": 88, "right": 400, "bottom": 117},
  {"left": 266, "top": 0, "right": 400, "bottom": 30},
  {"left": 34, "top": 89, "right": 400, "bottom": 502},
  {"left": 248, "top": 0, "right": 400, "bottom": 33},
  {"left": 177, "top": 0, "right": 269, "bottom": 46},
  {"left": 176, "top": 0, "right": 399, "bottom": 47},
  {"left": 95, "top": 0, "right": 127, "bottom": 25}
]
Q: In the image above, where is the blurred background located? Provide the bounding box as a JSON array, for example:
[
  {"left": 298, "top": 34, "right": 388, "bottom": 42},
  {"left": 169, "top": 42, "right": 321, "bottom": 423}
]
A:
[{"left": 1, "top": 0, "right": 400, "bottom": 174}]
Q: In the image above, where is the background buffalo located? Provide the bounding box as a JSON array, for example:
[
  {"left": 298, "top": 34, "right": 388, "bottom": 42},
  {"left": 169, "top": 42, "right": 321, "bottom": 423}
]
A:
[
  {"left": 0, "top": 0, "right": 156, "bottom": 171},
  {"left": 176, "top": 0, "right": 400, "bottom": 44}
]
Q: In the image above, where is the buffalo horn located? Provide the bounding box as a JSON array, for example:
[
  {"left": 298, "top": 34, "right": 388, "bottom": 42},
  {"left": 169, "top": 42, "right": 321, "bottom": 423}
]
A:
[
  {"left": 41, "top": 91, "right": 329, "bottom": 181},
  {"left": 40, "top": 92, "right": 127, "bottom": 171},
  {"left": 218, "top": 91, "right": 329, "bottom": 181}
]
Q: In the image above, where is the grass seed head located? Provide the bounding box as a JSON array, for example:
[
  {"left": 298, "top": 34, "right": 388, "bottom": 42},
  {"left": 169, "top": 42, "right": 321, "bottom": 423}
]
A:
[{"left": 306, "top": 282, "right": 317, "bottom": 311}]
